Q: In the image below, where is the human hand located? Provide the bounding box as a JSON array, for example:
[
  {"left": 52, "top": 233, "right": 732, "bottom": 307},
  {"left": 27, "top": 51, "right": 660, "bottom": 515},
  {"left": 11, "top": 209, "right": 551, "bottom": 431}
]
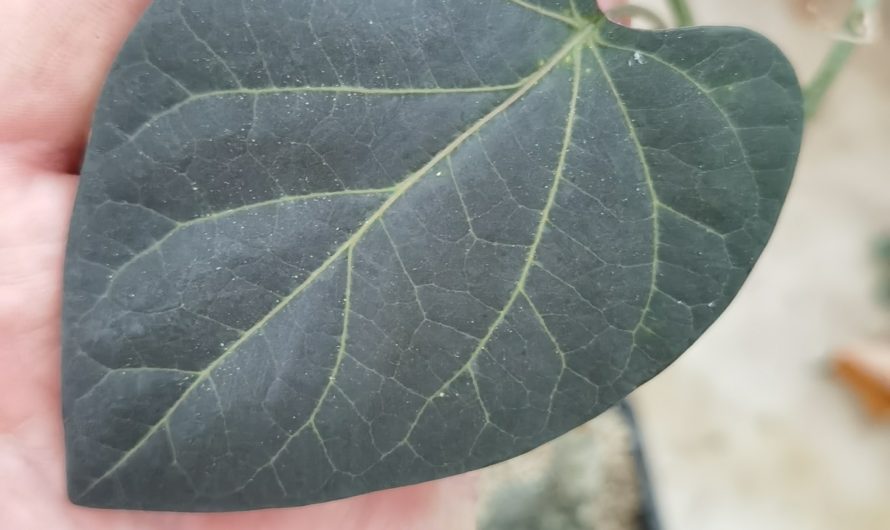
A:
[{"left": 0, "top": 1, "right": 622, "bottom": 528}]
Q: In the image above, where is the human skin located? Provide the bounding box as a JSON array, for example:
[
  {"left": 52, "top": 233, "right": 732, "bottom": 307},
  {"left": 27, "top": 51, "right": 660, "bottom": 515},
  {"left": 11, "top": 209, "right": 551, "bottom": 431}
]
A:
[{"left": 0, "top": 1, "right": 623, "bottom": 528}]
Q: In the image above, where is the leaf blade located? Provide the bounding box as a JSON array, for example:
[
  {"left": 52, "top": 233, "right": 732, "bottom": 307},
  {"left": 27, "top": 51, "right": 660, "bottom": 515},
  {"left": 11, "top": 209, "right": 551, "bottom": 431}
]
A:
[
  {"left": 63, "top": 1, "right": 802, "bottom": 511},
  {"left": 73, "top": 21, "right": 597, "bottom": 503}
]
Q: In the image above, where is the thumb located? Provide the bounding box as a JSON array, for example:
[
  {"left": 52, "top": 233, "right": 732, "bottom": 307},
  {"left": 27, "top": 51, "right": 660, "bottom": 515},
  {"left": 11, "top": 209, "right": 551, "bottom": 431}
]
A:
[{"left": 0, "top": 0, "right": 151, "bottom": 172}]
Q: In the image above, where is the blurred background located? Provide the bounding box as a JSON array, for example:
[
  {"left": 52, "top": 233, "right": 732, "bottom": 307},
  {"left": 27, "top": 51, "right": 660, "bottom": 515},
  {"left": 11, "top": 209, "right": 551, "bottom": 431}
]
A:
[{"left": 477, "top": 1, "right": 890, "bottom": 528}]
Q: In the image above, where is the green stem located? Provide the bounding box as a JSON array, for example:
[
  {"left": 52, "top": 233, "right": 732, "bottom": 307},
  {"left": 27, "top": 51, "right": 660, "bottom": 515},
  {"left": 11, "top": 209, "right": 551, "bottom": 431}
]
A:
[
  {"left": 877, "top": 236, "right": 890, "bottom": 308},
  {"left": 666, "top": 0, "right": 695, "bottom": 26},
  {"left": 803, "top": 40, "right": 857, "bottom": 118},
  {"left": 803, "top": 0, "right": 879, "bottom": 118}
]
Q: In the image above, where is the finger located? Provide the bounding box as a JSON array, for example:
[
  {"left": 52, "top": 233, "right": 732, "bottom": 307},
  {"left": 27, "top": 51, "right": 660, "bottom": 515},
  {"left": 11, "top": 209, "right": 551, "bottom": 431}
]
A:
[
  {"left": 229, "top": 473, "right": 477, "bottom": 530},
  {"left": 66, "top": 473, "right": 477, "bottom": 530},
  {"left": 599, "top": 0, "right": 627, "bottom": 10},
  {"left": 598, "top": 0, "right": 633, "bottom": 27},
  {"left": 0, "top": 0, "right": 151, "bottom": 171}
]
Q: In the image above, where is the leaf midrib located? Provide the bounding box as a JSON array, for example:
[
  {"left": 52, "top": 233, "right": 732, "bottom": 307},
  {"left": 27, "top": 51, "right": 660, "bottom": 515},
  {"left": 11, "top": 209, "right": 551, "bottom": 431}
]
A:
[
  {"left": 587, "top": 43, "right": 661, "bottom": 338},
  {"left": 385, "top": 45, "right": 587, "bottom": 457},
  {"left": 123, "top": 82, "right": 526, "bottom": 143},
  {"left": 77, "top": 23, "right": 597, "bottom": 499}
]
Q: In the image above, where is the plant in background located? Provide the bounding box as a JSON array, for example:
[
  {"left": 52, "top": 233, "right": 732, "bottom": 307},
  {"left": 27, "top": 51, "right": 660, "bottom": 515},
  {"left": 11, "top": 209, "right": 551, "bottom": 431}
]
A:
[
  {"left": 62, "top": 0, "right": 802, "bottom": 511},
  {"left": 800, "top": 0, "right": 883, "bottom": 116},
  {"left": 879, "top": 237, "right": 890, "bottom": 309}
]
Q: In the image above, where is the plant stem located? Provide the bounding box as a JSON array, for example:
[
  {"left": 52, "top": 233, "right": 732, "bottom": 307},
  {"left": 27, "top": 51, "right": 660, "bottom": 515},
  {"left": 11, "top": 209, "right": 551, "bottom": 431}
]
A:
[
  {"left": 803, "top": 0, "right": 880, "bottom": 118},
  {"left": 803, "top": 40, "right": 857, "bottom": 118},
  {"left": 877, "top": 236, "right": 890, "bottom": 308},
  {"left": 666, "top": 0, "right": 695, "bottom": 26}
]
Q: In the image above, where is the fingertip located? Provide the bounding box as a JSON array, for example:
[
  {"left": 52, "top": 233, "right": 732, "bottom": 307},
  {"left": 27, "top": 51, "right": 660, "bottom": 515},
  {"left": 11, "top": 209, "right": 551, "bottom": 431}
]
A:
[{"left": 0, "top": 0, "right": 152, "bottom": 169}]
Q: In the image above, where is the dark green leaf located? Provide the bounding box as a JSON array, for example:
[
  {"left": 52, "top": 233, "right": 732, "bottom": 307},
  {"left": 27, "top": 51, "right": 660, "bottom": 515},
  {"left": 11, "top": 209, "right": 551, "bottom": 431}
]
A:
[{"left": 62, "top": 0, "right": 802, "bottom": 511}]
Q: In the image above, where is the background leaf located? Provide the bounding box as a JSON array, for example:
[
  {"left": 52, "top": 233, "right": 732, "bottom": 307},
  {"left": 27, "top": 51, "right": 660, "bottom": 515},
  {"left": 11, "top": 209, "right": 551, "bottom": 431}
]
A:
[{"left": 62, "top": 0, "right": 802, "bottom": 511}]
